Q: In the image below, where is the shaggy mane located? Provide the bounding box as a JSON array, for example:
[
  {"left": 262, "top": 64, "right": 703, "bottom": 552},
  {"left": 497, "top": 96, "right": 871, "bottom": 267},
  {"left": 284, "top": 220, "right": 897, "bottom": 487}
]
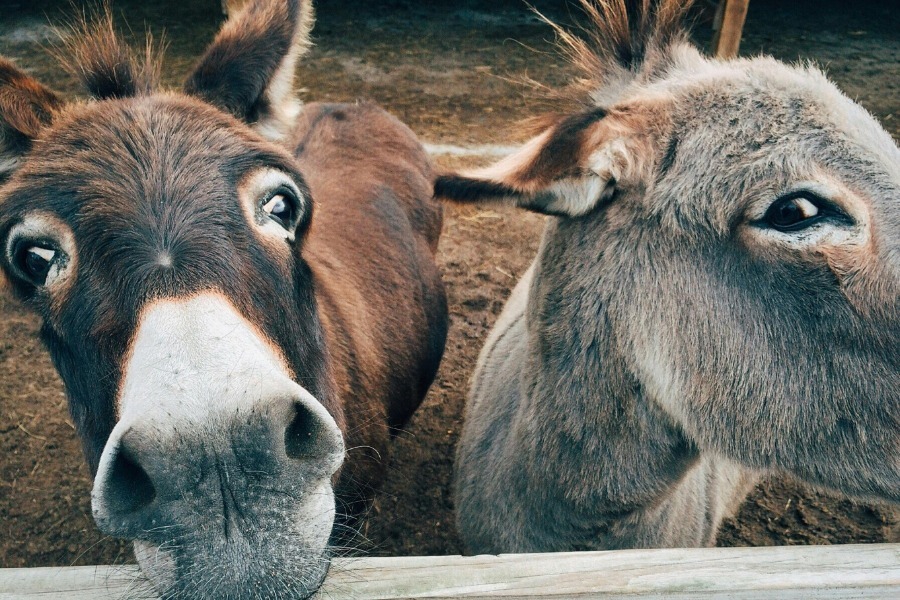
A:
[
  {"left": 53, "top": 2, "right": 164, "bottom": 100},
  {"left": 529, "top": 0, "right": 695, "bottom": 108},
  {"left": 569, "top": 0, "right": 693, "bottom": 74}
]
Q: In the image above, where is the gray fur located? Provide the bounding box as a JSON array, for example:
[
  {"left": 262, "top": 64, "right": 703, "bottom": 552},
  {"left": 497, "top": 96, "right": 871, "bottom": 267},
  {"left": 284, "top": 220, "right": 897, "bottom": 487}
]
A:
[{"left": 451, "top": 2, "right": 899, "bottom": 553}]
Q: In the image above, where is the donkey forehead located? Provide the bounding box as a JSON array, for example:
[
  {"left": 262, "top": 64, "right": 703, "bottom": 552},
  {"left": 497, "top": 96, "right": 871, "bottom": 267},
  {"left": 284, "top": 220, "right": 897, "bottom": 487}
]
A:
[
  {"left": 5, "top": 94, "right": 302, "bottom": 222},
  {"left": 630, "top": 58, "right": 900, "bottom": 241},
  {"left": 643, "top": 61, "right": 900, "bottom": 207},
  {"left": 35, "top": 95, "right": 293, "bottom": 186},
  {"left": 666, "top": 58, "right": 899, "bottom": 169}
]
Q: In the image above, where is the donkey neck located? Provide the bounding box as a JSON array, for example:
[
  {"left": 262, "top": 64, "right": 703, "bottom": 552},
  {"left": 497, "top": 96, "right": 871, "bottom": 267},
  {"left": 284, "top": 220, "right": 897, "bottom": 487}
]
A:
[{"left": 515, "top": 217, "right": 703, "bottom": 516}]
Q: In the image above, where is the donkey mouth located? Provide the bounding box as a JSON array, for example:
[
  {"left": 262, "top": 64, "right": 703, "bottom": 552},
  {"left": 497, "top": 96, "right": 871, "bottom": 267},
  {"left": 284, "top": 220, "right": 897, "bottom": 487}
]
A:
[
  {"left": 133, "top": 510, "right": 335, "bottom": 600},
  {"left": 121, "top": 469, "right": 339, "bottom": 599}
]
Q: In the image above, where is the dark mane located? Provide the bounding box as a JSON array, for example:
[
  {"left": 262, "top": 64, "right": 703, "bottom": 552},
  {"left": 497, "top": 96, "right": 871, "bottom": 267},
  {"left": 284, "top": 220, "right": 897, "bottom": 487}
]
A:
[
  {"left": 574, "top": 0, "right": 693, "bottom": 73},
  {"left": 534, "top": 0, "right": 694, "bottom": 106},
  {"left": 53, "top": 3, "right": 163, "bottom": 99}
]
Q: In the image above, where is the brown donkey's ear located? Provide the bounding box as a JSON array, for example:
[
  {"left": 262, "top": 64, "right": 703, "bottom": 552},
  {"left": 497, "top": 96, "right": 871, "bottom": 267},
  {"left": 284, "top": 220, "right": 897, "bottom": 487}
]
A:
[
  {"left": 435, "top": 104, "right": 662, "bottom": 217},
  {"left": 0, "top": 58, "right": 62, "bottom": 180},
  {"left": 184, "top": 0, "right": 313, "bottom": 141}
]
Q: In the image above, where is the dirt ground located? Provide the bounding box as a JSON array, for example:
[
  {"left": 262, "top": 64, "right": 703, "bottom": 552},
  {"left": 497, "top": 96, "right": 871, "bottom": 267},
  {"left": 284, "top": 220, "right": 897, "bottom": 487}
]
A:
[{"left": 1, "top": 0, "right": 897, "bottom": 568}]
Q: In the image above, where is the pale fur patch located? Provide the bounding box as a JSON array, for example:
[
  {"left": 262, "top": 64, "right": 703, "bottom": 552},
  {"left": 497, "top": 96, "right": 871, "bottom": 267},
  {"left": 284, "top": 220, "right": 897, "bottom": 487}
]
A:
[
  {"left": 523, "top": 176, "right": 612, "bottom": 217},
  {"left": 742, "top": 176, "right": 871, "bottom": 252},
  {"left": 4, "top": 212, "right": 77, "bottom": 289},
  {"left": 252, "top": 1, "right": 314, "bottom": 141},
  {"left": 114, "top": 293, "right": 325, "bottom": 424},
  {"left": 631, "top": 333, "right": 688, "bottom": 426},
  {"left": 237, "top": 167, "right": 307, "bottom": 247},
  {"left": 0, "top": 156, "right": 22, "bottom": 178},
  {"left": 99, "top": 292, "right": 343, "bottom": 596},
  {"left": 463, "top": 128, "right": 556, "bottom": 192}
]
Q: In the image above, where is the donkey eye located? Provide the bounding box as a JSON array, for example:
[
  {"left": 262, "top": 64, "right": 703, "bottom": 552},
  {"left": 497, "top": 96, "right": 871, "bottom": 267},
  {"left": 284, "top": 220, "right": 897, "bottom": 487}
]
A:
[
  {"left": 262, "top": 192, "right": 297, "bottom": 229},
  {"left": 763, "top": 194, "right": 824, "bottom": 231},
  {"left": 14, "top": 242, "right": 58, "bottom": 286}
]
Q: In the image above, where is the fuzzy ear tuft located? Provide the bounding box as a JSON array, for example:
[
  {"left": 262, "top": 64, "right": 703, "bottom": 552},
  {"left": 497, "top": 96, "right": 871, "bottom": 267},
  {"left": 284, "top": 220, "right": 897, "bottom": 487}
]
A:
[
  {"left": 0, "top": 58, "right": 63, "bottom": 180},
  {"left": 54, "top": 5, "right": 162, "bottom": 100},
  {"left": 184, "top": 0, "right": 314, "bottom": 141},
  {"left": 541, "top": 0, "right": 694, "bottom": 105}
]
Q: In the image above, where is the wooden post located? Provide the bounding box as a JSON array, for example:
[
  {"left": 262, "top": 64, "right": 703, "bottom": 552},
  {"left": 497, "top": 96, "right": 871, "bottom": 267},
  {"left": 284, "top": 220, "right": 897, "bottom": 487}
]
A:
[
  {"left": 712, "top": 0, "right": 751, "bottom": 58},
  {"left": 1, "top": 543, "right": 899, "bottom": 599}
]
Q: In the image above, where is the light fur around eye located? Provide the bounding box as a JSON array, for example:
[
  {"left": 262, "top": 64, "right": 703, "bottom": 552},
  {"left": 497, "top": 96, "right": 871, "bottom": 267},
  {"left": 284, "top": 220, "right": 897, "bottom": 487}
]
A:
[
  {"left": 4, "top": 214, "right": 76, "bottom": 288},
  {"left": 238, "top": 168, "right": 307, "bottom": 244}
]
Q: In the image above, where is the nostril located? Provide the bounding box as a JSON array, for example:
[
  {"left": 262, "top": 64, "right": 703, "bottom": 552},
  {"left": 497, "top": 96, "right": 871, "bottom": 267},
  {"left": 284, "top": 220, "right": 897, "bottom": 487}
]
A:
[
  {"left": 285, "top": 401, "right": 325, "bottom": 460},
  {"left": 105, "top": 446, "right": 156, "bottom": 515}
]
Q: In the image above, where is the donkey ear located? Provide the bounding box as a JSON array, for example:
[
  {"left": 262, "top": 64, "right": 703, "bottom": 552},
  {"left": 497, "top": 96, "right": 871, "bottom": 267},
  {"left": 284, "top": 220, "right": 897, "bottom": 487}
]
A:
[
  {"left": 0, "top": 58, "right": 62, "bottom": 180},
  {"left": 184, "top": 0, "right": 314, "bottom": 141},
  {"left": 435, "top": 105, "right": 661, "bottom": 217}
]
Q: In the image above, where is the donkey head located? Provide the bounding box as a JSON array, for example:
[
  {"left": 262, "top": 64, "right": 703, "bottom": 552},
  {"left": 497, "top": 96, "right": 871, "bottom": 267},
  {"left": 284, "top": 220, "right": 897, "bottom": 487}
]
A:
[
  {"left": 438, "top": 0, "right": 899, "bottom": 503},
  {"left": 0, "top": 1, "right": 348, "bottom": 598}
]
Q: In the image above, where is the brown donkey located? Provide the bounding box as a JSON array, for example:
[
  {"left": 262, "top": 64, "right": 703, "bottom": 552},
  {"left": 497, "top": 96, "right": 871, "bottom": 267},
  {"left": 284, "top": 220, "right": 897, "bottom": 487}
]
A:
[
  {"left": 0, "top": 0, "right": 446, "bottom": 597},
  {"left": 439, "top": 0, "right": 898, "bottom": 553}
]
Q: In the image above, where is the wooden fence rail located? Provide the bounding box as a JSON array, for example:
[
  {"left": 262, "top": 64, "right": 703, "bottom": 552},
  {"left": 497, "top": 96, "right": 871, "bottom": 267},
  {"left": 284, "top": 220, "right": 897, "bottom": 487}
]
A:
[{"left": 1, "top": 543, "right": 898, "bottom": 599}]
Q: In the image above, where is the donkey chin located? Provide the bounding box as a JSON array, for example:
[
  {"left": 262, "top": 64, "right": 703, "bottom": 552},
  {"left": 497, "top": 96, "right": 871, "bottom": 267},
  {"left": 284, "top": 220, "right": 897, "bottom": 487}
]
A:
[{"left": 130, "top": 482, "right": 335, "bottom": 600}]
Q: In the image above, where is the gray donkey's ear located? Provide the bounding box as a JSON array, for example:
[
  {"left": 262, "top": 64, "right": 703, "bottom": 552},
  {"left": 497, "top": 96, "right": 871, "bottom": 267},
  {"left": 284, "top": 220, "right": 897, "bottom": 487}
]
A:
[
  {"left": 0, "top": 58, "right": 63, "bottom": 180},
  {"left": 184, "top": 0, "right": 314, "bottom": 141},
  {"left": 435, "top": 104, "right": 663, "bottom": 217}
]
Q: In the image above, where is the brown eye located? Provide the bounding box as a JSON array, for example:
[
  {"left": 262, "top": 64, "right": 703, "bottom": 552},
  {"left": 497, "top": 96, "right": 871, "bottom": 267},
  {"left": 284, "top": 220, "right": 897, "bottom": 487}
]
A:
[
  {"left": 262, "top": 191, "right": 298, "bottom": 229},
  {"left": 14, "top": 242, "right": 57, "bottom": 286},
  {"left": 764, "top": 194, "right": 822, "bottom": 231}
]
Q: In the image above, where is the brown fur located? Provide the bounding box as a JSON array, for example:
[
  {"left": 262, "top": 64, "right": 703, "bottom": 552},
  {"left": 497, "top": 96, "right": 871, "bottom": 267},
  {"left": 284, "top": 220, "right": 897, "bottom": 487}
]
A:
[
  {"left": 54, "top": 5, "right": 162, "bottom": 99},
  {"left": 293, "top": 101, "right": 446, "bottom": 508},
  {"left": 185, "top": 0, "right": 313, "bottom": 134},
  {"left": 0, "top": 1, "right": 447, "bottom": 598},
  {"left": 0, "top": 59, "right": 62, "bottom": 179},
  {"left": 518, "top": 107, "right": 608, "bottom": 184}
]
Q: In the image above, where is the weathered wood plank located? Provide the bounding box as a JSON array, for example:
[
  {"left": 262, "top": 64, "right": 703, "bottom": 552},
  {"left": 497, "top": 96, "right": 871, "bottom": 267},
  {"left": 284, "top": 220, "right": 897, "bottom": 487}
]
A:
[
  {"left": 1, "top": 544, "right": 898, "bottom": 599},
  {"left": 711, "top": 0, "right": 751, "bottom": 58}
]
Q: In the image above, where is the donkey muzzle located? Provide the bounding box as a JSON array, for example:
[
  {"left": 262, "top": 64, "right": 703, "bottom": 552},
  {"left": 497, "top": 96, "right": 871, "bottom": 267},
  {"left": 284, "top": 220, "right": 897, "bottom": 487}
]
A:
[{"left": 91, "top": 293, "right": 344, "bottom": 598}]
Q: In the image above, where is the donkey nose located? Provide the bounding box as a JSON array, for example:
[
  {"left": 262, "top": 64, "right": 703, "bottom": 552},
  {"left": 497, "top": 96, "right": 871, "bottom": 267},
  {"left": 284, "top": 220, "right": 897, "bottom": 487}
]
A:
[{"left": 91, "top": 392, "right": 344, "bottom": 540}]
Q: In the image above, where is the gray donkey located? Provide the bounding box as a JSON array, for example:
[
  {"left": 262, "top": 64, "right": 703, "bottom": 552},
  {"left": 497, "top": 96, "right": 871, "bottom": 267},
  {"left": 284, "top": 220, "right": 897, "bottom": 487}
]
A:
[{"left": 437, "top": 0, "right": 899, "bottom": 552}]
